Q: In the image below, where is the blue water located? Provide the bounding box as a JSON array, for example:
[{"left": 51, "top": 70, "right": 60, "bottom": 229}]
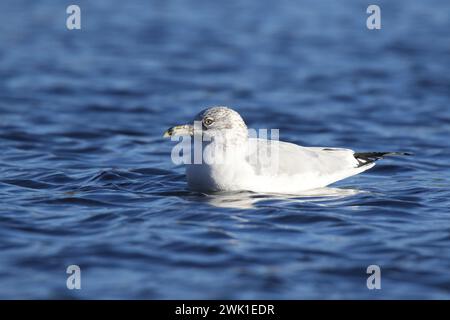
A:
[{"left": 0, "top": 0, "right": 449, "bottom": 299}]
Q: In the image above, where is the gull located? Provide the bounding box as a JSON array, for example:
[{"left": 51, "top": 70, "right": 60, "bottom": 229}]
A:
[{"left": 163, "top": 106, "right": 408, "bottom": 194}]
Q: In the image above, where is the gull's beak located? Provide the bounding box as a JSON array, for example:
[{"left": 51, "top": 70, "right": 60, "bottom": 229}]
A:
[{"left": 163, "top": 124, "right": 194, "bottom": 138}]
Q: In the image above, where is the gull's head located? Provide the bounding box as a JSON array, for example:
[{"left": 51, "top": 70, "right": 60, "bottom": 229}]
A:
[{"left": 164, "top": 106, "right": 248, "bottom": 142}]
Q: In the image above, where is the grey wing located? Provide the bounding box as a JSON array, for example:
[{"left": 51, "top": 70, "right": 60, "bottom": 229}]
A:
[{"left": 247, "top": 139, "right": 361, "bottom": 177}]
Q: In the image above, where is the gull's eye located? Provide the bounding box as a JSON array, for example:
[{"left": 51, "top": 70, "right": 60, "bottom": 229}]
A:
[{"left": 203, "top": 117, "right": 214, "bottom": 126}]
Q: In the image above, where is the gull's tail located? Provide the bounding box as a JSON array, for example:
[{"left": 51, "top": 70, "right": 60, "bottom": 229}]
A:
[{"left": 354, "top": 152, "right": 412, "bottom": 167}]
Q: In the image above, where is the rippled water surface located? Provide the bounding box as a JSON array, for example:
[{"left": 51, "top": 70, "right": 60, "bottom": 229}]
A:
[{"left": 1, "top": 0, "right": 449, "bottom": 299}]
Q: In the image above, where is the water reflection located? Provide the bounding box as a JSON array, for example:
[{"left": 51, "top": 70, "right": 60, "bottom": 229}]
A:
[{"left": 204, "top": 187, "right": 363, "bottom": 209}]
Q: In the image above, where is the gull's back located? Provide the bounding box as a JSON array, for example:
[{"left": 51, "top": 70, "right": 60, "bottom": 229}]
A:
[{"left": 244, "top": 138, "right": 375, "bottom": 193}]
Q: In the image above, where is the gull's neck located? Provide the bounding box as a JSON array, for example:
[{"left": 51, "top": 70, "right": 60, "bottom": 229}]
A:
[{"left": 204, "top": 129, "right": 248, "bottom": 164}]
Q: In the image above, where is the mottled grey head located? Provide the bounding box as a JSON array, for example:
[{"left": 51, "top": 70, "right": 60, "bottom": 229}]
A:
[
  {"left": 194, "top": 106, "right": 247, "bottom": 138},
  {"left": 164, "top": 106, "right": 248, "bottom": 142}
]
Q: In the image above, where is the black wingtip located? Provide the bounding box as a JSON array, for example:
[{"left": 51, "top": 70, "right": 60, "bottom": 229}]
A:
[{"left": 354, "top": 151, "right": 412, "bottom": 167}]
